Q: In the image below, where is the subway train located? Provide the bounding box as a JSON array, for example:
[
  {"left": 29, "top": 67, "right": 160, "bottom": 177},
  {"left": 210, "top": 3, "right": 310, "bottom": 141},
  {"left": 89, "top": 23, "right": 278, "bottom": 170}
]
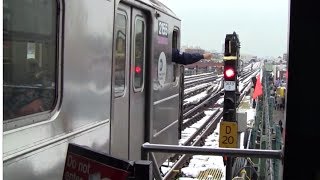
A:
[{"left": 3, "top": 0, "right": 183, "bottom": 179}]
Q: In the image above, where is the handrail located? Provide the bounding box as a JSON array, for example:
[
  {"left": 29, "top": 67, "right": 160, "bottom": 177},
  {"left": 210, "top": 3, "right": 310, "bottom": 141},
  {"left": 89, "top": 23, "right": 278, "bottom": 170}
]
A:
[{"left": 142, "top": 143, "right": 282, "bottom": 160}]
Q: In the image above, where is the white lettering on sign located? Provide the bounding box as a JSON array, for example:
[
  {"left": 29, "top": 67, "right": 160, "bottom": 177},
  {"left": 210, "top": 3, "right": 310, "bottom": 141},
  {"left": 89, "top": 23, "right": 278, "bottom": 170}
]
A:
[
  {"left": 66, "top": 155, "right": 91, "bottom": 174},
  {"left": 158, "top": 52, "right": 167, "bottom": 86},
  {"left": 158, "top": 21, "right": 168, "bottom": 37},
  {"left": 67, "top": 155, "right": 77, "bottom": 169},
  {"left": 224, "top": 81, "right": 236, "bottom": 91}
]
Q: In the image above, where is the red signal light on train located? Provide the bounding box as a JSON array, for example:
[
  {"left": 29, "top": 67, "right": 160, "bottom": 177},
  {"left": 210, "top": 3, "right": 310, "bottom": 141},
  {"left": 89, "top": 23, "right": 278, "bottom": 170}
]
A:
[
  {"left": 135, "top": 66, "right": 142, "bottom": 73},
  {"left": 224, "top": 67, "right": 235, "bottom": 80}
]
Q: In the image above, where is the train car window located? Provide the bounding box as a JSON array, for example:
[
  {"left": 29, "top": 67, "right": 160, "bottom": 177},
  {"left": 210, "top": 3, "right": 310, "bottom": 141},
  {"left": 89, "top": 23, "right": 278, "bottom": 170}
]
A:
[
  {"left": 133, "top": 18, "right": 145, "bottom": 91},
  {"left": 172, "top": 30, "right": 178, "bottom": 49},
  {"left": 171, "top": 29, "right": 179, "bottom": 82},
  {"left": 114, "top": 13, "right": 127, "bottom": 96},
  {"left": 3, "top": 0, "right": 57, "bottom": 121}
]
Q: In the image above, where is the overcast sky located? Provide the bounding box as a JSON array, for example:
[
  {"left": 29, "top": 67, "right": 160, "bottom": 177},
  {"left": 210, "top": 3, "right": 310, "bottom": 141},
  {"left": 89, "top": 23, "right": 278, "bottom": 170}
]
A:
[{"left": 159, "top": 0, "right": 290, "bottom": 58}]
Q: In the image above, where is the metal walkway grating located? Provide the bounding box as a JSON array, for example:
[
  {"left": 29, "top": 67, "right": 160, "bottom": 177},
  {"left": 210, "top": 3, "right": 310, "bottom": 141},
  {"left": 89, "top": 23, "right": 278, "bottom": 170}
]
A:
[{"left": 197, "top": 168, "right": 223, "bottom": 180}]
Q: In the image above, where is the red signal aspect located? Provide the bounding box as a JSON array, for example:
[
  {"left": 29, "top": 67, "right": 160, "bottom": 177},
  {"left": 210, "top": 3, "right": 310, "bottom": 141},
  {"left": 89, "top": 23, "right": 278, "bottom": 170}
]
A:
[{"left": 224, "top": 67, "right": 235, "bottom": 79}]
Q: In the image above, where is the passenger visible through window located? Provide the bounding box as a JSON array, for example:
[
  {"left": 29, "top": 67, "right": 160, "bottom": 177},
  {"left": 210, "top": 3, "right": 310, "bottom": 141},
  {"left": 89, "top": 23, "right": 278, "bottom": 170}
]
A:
[{"left": 3, "top": 0, "right": 57, "bottom": 120}]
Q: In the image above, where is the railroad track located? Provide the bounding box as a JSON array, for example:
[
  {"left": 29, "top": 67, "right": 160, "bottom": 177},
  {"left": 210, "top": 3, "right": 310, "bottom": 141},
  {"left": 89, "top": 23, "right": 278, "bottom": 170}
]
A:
[{"left": 157, "top": 69, "right": 259, "bottom": 179}]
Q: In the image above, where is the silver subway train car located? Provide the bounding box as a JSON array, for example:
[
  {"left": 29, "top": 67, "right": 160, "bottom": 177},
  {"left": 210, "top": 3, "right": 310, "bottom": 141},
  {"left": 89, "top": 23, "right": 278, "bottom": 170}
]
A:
[{"left": 3, "top": 0, "right": 182, "bottom": 179}]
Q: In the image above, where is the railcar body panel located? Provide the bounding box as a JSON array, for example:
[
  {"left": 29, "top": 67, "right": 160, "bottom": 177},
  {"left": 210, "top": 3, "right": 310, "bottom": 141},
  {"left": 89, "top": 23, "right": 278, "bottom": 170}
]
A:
[
  {"left": 3, "top": 0, "right": 182, "bottom": 178},
  {"left": 149, "top": 10, "right": 181, "bottom": 164},
  {"left": 3, "top": 0, "right": 114, "bottom": 179}
]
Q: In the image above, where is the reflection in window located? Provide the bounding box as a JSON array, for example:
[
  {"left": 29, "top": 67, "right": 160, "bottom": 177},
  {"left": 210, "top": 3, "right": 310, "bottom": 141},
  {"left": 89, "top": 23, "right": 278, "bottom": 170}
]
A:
[
  {"left": 170, "top": 30, "right": 179, "bottom": 82},
  {"left": 134, "top": 19, "right": 145, "bottom": 90},
  {"left": 114, "top": 13, "right": 127, "bottom": 95},
  {"left": 3, "top": 0, "right": 57, "bottom": 121}
]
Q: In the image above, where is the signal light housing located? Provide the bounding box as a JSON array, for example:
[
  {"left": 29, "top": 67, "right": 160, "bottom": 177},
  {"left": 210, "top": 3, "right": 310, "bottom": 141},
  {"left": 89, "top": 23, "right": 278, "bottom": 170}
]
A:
[{"left": 223, "top": 96, "right": 236, "bottom": 121}]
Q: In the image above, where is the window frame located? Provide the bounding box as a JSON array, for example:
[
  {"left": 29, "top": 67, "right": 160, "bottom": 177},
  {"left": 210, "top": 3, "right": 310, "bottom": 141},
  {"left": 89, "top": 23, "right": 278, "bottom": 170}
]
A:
[
  {"left": 3, "top": 0, "right": 61, "bottom": 131},
  {"left": 171, "top": 27, "right": 180, "bottom": 86},
  {"left": 114, "top": 10, "right": 128, "bottom": 98},
  {"left": 132, "top": 16, "right": 146, "bottom": 92}
]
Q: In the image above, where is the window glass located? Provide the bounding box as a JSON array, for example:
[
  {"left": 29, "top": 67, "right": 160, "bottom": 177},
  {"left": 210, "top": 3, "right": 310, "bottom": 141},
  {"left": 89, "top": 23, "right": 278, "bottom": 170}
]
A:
[
  {"left": 3, "top": 0, "right": 57, "bottom": 120},
  {"left": 114, "top": 13, "right": 127, "bottom": 96},
  {"left": 169, "top": 30, "right": 179, "bottom": 82},
  {"left": 134, "top": 19, "right": 145, "bottom": 90}
]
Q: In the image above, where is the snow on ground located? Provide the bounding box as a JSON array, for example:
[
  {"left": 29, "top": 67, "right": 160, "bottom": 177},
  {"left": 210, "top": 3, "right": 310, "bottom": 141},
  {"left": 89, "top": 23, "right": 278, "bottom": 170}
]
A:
[
  {"left": 178, "top": 95, "right": 256, "bottom": 179},
  {"left": 216, "top": 97, "right": 224, "bottom": 105},
  {"left": 179, "top": 109, "right": 217, "bottom": 145},
  {"left": 184, "top": 91, "right": 208, "bottom": 104},
  {"left": 184, "top": 82, "right": 212, "bottom": 94},
  {"left": 161, "top": 95, "right": 256, "bottom": 179},
  {"left": 179, "top": 116, "right": 225, "bottom": 179}
]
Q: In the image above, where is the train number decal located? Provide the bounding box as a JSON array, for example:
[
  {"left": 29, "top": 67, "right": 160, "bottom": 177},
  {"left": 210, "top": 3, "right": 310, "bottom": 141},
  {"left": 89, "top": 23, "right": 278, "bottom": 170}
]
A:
[{"left": 158, "top": 21, "right": 168, "bottom": 37}]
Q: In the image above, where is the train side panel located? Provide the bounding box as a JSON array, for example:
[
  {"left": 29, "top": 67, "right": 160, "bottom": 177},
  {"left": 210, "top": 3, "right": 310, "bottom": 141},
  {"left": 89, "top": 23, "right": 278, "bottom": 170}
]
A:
[
  {"left": 3, "top": 0, "right": 114, "bottom": 179},
  {"left": 3, "top": 0, "right": 183, "bottom": 179},
  {"left": 150, "top": 11, "right": 181, "bottom": 164},
  {"left": 3, "top": 125, "right": 109, "bottom": 180}
]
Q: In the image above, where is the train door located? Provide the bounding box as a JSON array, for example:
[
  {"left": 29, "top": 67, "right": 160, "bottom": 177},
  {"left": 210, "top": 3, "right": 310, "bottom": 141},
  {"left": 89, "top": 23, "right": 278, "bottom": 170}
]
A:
[
  {"left": 129, "top": 8, "right": 147, "bottom": 160},
  {"left": 112, "top": 3, "right": 130, "bottom": 159},
  {"left": 111, "top": 3, "right": 147, "bottom": 161}
]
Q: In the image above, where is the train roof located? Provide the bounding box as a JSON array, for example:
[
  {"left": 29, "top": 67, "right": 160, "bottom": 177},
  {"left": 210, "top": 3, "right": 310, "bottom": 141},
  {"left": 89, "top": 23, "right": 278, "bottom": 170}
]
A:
[{"left": 136, "top": 0, "right": 180, "bottom": 20}]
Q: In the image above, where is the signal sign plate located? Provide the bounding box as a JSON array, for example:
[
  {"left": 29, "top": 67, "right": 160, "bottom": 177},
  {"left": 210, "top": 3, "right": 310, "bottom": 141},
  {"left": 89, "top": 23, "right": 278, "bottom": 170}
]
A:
[
  {"left": 224, "top": 81, "right": 236, "bottom": 91},
  {"left": 219, "top": 121, "right": 238, "bottom": 148}
]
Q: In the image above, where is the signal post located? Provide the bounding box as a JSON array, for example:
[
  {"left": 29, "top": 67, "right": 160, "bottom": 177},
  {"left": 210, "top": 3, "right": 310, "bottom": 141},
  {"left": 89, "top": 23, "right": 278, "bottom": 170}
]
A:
[{"left": 219, "top": 32, "right": 240, "bottom": 180}]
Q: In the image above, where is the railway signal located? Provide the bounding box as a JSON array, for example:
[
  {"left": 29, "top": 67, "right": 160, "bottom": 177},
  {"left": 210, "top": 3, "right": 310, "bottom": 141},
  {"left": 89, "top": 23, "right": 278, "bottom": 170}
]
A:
[
  {"left": 221, "top": 31, "right": 240, "bottom": 124},
  {"left": 220, "top": 32, "right": 239, "bottom": 148},
  {"left": 220, "top": 32, "right": 240, "bottom": 178}
]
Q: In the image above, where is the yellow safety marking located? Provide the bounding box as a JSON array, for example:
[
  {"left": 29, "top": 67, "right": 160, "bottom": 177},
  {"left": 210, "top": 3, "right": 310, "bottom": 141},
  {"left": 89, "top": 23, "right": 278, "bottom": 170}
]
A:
[
  {"left": 219, "top": 121, "right": 238, "bottom": 148},
  {"left": 197, "top": 168, "right": 223, "bottom": 179},
  {"left": 223, "top": 56, "right": 237, "bottom": 60}
]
